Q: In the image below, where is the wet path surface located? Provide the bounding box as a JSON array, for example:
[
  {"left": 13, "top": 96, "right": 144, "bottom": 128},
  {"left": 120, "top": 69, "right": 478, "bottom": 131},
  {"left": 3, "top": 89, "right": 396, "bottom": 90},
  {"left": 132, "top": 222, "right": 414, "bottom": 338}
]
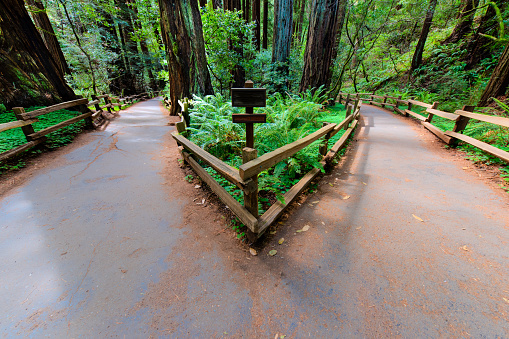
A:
[{"left": 1, "top": 102, "right": 508, "bottom": 337}]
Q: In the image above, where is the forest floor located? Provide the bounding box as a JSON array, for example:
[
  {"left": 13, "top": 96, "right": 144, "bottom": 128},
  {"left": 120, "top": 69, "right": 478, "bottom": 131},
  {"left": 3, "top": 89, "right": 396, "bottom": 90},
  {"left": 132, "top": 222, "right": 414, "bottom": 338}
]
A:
[{"left": 1, "top": 99, "right": 508, "bottom": 337}]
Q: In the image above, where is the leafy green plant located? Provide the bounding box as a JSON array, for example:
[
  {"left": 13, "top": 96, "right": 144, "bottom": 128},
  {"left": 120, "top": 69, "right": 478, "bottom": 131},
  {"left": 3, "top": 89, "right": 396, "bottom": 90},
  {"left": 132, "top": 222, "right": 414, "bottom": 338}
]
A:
[
  {"left": 187, "top": 94, "right": 348, "bottom": 216},
  {"left": 0, "top": 106, "right": 88, "bottom": 173}
]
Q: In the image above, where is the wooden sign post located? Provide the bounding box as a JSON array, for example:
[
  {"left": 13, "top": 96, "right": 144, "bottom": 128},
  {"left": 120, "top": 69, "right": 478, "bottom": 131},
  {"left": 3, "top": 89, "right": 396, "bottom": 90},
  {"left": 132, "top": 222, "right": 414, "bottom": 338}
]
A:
[
  {"left": 231, "top": 80, "right": 267, "bottom": 148},
  {"left": 231, "top": 80, "right": 266, "bottom": 220}
]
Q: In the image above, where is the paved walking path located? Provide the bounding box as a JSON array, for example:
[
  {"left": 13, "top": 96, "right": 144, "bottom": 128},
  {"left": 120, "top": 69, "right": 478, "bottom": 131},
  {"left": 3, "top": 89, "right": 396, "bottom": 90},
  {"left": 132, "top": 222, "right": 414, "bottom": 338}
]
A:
[{"left": 1, "top": 100, "right": 508, "bottom": 337}]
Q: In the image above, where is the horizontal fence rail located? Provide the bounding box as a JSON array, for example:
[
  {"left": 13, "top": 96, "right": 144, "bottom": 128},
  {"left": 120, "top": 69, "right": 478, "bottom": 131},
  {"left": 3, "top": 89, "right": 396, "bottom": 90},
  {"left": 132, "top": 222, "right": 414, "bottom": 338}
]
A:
[
  {"left": 172, "top": 99, "right": 362, "bottom": 239},
  {"left": 0, "top": 91, "right": 150, "bottom": 163},
  {"left": 338, "top": 92, "right": 509, "bottom": 165}
]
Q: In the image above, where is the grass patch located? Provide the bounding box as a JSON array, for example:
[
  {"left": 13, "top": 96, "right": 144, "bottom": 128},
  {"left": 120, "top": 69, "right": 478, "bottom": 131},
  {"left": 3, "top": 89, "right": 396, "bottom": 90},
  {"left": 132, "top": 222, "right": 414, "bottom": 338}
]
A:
[{"left": 0, "top": 107, "right": 88, "bottom": 173}]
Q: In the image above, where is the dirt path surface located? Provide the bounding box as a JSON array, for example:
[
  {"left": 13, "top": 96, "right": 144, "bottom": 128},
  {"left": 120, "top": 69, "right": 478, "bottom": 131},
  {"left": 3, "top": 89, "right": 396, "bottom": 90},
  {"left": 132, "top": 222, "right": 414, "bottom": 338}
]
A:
[{"left": 1, "top": 101, "right": 508, "bottom": 337}]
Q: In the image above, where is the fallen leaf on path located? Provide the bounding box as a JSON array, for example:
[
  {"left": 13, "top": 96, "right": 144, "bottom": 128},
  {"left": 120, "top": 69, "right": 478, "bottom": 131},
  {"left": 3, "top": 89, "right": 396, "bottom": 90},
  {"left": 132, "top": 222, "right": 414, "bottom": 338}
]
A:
[
  {"left": 462, "top": 167, "right": 468, "bottom": 170},
  {"left": 194, "top": 185, "right": 201, "bottom": 189},
  {"left": 321, "top": 221, "right": 325, "bottom": 225},
  {"left": 249, "top": 248, "right": 257, "bottom": 256},
  {"left": 461, "top": 245, "right": 469, "bottom": 251},
  {"left": 296, "top": 230, "right": 302, "bottom": 233},
  {"left": 270, "top": 231, "right": 277, "bottom": 235},
  {"left": 278, "top": 238, "right": 285, "bottom": 245},
  {"left": 329, "top": 183, "right": 334, "bottom": 187},
  {"left": 268, "top": 250, "right": 277, "bottom": 256},
  {"left": 503, "top": 297, "right": 509, "bottom": 304},
  {"left": 302, "top": 225, "right": 310, "bottom": 232},
  {"left": 356, "top": 227, "right": 362, "bottom": 230},
  {"left": 362, "top": 182, "right": 367, "bottom": 185},
  {"left": 412, "top": 214, "right": 424, "bottom": 222},
  {"left": 312, "top": 201, "right": 320, "bottom": 204},
  {"left": 343, "top": 195, "right": 351, "bottom": 200}
]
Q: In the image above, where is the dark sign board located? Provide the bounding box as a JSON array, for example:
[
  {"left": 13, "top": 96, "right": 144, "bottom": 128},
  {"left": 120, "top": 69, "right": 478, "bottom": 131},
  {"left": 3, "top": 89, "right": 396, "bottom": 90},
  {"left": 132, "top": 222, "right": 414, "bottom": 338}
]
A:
[
  {"left": 232, "top": 113, "right": 267, "bottom": 124},
  {"left": 231, "top": 88, "right": 266, "bottom": 107}
]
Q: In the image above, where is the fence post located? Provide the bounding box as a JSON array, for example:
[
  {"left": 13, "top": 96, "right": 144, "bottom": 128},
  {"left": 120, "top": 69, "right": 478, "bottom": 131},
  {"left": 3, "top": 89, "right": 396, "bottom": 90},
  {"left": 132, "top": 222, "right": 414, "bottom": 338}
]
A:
[
  {"left": 344, "top": 105, "right": 353, "bottom": 130},
  {"left": 406, "top": 99, "right": 412, "bottom": 117},
  {"left": 345, "top": 94, "right": 351, "bottom": 107},
  {"left": 13, "top": 107, "right": 37, "bottom": 142},
  {"left": 319, "top": 122, "right": 332, "bottom": 156},
  {"left": 354, "top": 96, "right": 360, "bottom": 112},
  {"left": 79, "top": 102, "right": 94, "bottom": 129},
  {"left": 242, "top": 147, "right": 258, "bottom": 219},
  {"left": 396, "top": 96, "right": 402, "bottom": 112},
  {"left": 425, "top": 102, "right": 439, "bottom": 123},
  {"left": 382, "top": 95, "right": 388, "bottom": 108},
  {"left": 182, "top": 98, "right": 190, "bottom": 127}
]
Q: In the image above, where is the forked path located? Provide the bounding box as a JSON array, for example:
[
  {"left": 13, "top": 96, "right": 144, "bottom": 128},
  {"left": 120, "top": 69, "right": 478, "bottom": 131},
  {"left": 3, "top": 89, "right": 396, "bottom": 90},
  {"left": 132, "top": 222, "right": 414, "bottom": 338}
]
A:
[{"left": 0, "top": 100, "right": 508, "bottom": 337}]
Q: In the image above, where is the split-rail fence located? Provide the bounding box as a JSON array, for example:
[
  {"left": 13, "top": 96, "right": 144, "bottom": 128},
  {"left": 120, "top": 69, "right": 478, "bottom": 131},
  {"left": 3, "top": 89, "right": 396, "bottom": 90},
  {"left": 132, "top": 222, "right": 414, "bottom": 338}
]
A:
[
  {"left": 338, "top": 92, "right": 509, "bottom": 164},
  {"left": 0, "top": 92, "right": 150, "bottom": 163},
  {"left": 172, "top": 99, "right": 362, "bottom": 239}
]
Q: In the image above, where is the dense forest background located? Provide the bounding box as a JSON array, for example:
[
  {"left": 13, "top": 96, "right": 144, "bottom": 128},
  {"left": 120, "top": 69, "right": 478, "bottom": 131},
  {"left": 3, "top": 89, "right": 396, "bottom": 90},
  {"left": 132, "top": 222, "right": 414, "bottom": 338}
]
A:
[{"left": 0, "top": 0, "right": 508, "bottom": 116}]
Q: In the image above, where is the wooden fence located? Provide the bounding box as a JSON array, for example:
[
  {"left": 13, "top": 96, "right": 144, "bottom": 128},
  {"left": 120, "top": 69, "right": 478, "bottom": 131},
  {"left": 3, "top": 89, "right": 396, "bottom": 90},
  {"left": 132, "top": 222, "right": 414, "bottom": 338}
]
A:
[
  {"left": 338, "top": 92, "right": 509, "bottom": 164},
  {"left": 0, "top": 92, "right": 149, "bottom": 163},
  {"left": 172, "top": 100, "right": 362, "bottom": 239}
]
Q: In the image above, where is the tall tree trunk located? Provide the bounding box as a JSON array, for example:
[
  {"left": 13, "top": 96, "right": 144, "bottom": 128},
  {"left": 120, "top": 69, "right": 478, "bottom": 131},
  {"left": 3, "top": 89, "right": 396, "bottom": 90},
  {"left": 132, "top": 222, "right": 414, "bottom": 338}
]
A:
[
  {"left": 128, "top": 0, "right": 157, "bottom": 91},
  {"left": 97, "top": 6, "right": 124, "bottom": 95},
  {"left": 159, "top": 0, "right": 213, "bottom": 116},
  {"left": 478, "top": 43, "right": 509, "bottom": 106},
  {"left": 299, "top": 0, "right": 344, "bottom": 92},
  {"left": 25, "top": 0, "right": 71, "bottom": 75},
  {"left": 0, "top": 0, "right": 76, "bottom": 109},
  {"left": 443, "top": 0, "right": 480, "bottom": 44},
  {"left": 409, "top": 0, "right": 438, "bottom": 75},
  {"left": 252, "top": 0, "right": 261, "bottom": 50},
  {"left": 272, "top": 0, "right": 293, "bottom": 91},
  {"left": 224, "top": 0, "right": 245, "bottom": 87},
  {"left": 466, "top": 0, "right": 505, "bottom": 68},
  {"left": 294, "top": 0, "right": 307, "bottom": 45},
  {"left": 331, "top": 0, "right": 347, "bottom": 62},
  {"left": 262, "top": 0, "right": 268, "bottom": 49},
  {"left": 110, "top": 0, "right": 143, "bottom": 95}
]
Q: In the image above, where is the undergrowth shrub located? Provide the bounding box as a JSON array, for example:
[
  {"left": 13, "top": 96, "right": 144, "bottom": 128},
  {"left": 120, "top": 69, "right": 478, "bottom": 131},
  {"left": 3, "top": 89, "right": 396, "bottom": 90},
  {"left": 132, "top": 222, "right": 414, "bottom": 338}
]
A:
[{"left": 187, "top": 90, "right": 346, "bottom": 215}]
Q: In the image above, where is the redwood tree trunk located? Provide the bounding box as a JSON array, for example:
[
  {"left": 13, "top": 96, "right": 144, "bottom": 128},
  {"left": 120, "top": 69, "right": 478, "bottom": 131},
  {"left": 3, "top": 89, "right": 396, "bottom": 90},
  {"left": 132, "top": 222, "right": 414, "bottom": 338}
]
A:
[
  {"left": 262, "top": 0, "right": 268, "bottom": 49},
  {"left": 159, "top": 0, "right": 213, "bottom": 116},
  {"left": 478, "top": 43, "right": 509, "bottom": 106},
  {"left": 410, "top": 0, "right": 438, "bottom": 75},
  {"left": 299, "top": 0, "right": 344, "bottom": 92},
  {"left": 224, "top": 0, "right": 245, "bottom": 87},
  {"left": 25, "top": 0, "right": 70, "bottom": 75},
  {"left": 252, "top": 0, "right": 261, "bottom": 50},
  {"left": 272, "top": 0, "right": 294, "bottom": 91},
  {"left": 0, "top": 0, "right": 77, "bottom": 108},
  {"left": 443, "top": 0, "right": 480, "bottom": 44},
  {"left": 113, "top": 0, "right": 142, "bottom": 95}
]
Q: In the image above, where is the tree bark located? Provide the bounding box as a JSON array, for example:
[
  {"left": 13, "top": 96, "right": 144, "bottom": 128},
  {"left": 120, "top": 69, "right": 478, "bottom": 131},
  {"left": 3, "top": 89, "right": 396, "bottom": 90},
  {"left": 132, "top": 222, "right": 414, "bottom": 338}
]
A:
[
  {"left": 112, "top": 0, "right": 142, "bottom": 95},
  {"left": 409, "top": 0, "right": 438, "bottom": 75},
  {"left": 159, "top": 0, "right": 213, "bottom": 116},
  {"left": 25, "top": 0, "right": 71, "bottom": 75},
  {"left": 224, "top": 0, "right": 245, "bottom": 87},
  {"left": 127, "top": 0, "right": 157, "bottom": 91},
  {"left": 478, "top": 43, "right": 509, "bottom": 106},
  {"left": 272, "top": 0, "right": 293, "bottom": 90},
  {"left": 0, "top": 0, "right": 77, "bottom": 109},
  {"left": 252, "top": 0, "right": 261, "bottom": 50},
  {"left": 299, "top": 0, "right": 345, "bottom": 92},
  {"left": 466, "top": 0, "right": 505, "bottom": 68},
  {"left": 262, "top": 0, "right": 268, "bottom": 49},
  {"left": 443, "top": 0, "right": 480, "bottom": 44}
]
